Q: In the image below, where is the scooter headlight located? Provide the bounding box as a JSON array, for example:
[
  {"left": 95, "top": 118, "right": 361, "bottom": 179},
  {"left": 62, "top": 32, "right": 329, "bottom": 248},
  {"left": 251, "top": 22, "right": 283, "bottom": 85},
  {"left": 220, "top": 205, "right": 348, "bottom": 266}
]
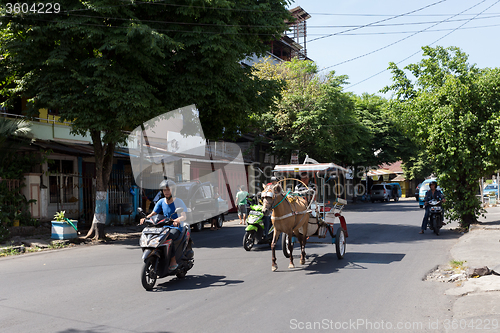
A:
[
  {"left": 139, "top": 233, "right": 160, "bottom": 247},
  {"left": 139, "top": 234, "right": 151, "bottom": 247}
]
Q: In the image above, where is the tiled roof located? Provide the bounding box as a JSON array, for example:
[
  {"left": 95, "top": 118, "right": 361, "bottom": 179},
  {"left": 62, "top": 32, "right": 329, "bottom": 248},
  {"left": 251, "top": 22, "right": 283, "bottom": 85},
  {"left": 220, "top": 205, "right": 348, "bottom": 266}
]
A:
[{"left": 379, "top": 161, "right": 403, "bottom": 173}]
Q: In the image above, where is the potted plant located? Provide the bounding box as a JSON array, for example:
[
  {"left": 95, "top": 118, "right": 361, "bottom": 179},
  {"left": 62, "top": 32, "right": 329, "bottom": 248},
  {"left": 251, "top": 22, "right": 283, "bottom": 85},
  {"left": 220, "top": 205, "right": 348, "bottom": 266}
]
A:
[{"left": 51, "top": 211, "right": 78, "bottom": 239}]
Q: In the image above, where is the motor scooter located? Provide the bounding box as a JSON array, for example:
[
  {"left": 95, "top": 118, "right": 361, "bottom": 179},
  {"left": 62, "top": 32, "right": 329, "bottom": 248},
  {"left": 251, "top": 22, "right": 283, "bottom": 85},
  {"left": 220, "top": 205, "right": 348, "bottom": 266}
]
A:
[
  {"left": 427, "top": 199, "right": 444, "bottom": 235},
  {"left": 138, "top": 207, "right": 194, "bottom": 290},
  {"left": 243, "top": 194, "right": 274, "bottom": 251}
]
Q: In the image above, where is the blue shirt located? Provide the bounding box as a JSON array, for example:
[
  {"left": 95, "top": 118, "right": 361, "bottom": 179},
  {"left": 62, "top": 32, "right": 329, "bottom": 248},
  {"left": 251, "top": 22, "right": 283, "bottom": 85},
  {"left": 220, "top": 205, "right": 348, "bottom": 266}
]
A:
[{"left": 153, "top": 198, "right": 188, "bottom": 229}]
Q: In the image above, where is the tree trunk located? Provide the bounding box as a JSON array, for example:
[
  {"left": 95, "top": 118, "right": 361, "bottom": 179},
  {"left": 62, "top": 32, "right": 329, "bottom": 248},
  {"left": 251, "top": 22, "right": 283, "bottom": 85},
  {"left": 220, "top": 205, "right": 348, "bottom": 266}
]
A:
[
  {"left": 84, "top": 130, "right": 115, "bottom": 241},
  {"left": 461, "top": 212, "right": 478, "bottom": 229}
]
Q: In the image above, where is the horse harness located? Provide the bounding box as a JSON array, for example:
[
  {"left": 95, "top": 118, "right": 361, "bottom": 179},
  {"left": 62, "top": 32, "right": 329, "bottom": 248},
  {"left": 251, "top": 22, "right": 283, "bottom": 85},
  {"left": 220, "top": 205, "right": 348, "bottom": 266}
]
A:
[{"left": 262, "top": 185, "right": 310, "bottom": 221}]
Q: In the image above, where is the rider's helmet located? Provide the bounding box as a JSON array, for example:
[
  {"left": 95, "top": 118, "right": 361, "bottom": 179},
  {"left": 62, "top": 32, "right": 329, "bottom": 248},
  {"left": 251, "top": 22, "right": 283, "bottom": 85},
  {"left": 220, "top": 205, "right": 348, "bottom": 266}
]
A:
[{"left": 159, "top": 179, "right": 177, "bottom": 195}]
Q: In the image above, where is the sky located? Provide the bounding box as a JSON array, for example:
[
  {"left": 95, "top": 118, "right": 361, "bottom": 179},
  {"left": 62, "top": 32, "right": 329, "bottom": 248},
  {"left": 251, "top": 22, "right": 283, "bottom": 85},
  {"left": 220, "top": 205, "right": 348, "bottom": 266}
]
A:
[{"left": 288, "top": 0, "right": 500, "bottom": 97}]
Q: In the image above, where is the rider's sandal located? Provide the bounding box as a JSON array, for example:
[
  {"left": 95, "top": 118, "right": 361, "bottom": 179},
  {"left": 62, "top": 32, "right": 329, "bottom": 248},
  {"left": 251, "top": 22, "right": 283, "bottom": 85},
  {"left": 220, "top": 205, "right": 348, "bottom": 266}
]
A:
[
  {"left": 168, "top": 264, "right": 178, "bottom": 271},
  {"left": 419, "top": 230, "right": 424, "bottom": 234}
]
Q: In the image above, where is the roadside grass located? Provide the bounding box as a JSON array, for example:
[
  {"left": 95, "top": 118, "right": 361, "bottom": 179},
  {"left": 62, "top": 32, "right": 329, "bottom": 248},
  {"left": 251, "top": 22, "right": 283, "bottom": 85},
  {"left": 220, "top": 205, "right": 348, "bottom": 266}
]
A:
[
  {"left": 0, "top": 241, "right": 70, "bottom": 257},
  {"left": 0, "top": 247, "right": 21, "bottom": 257},
  {"left": 450, "top": 260, "right": 467, "bottom": 273}
]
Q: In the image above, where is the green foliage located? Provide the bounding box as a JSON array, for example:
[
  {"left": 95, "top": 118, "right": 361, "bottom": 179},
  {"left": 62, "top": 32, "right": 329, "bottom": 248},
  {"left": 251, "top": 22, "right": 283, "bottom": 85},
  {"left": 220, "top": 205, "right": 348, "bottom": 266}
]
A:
[
  {"left": 352, "top": 93, "right": 417, "bottom": 167},
  {"left": 0, "top": 0, "right": 291, "bottom": 198},
  {"left": 53, "top": 211, "right": 66, "bottom": 222},
  {"left": 383, "top": 46, "right": 500, "bottom": 227},
  {"left": 48, "top": 241, "right": 69, "bottom": 249},
  {"left": 0, "top": 225, "right": 10, "bottom": 243},
  {"left": 252, "top": 58, "right": 363, "bottom": 164},
  {"left": 0, "top": 0, "right": 291, "bottom": 141},
  {"left": 252, "top": 59, "right": 414, "bottom": 170},
  {"left": 0, "top": 246, "right": 20, "bottom": 257}
]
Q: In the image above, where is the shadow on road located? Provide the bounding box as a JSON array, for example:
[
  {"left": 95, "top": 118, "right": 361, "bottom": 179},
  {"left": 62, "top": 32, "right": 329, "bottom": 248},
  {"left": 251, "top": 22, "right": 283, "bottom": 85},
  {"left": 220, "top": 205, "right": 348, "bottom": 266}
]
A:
[
  {"left": 154, "top": 274, "right": 243, "bottom": 292},
  {"left": 344, "top": 200, "right": 422, "bottom": 213},
  {"left": 347, "top": 223, "right": 462, "bottom": 245},
  {"left": 302, "top": 251, "right": 406, "bottom": 275}
]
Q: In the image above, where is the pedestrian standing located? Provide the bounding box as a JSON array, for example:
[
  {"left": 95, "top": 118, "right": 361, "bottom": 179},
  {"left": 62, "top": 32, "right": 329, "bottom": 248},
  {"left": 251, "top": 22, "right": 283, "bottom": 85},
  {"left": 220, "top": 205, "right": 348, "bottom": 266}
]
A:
[
  {"left": 236, "top": 185, "right": 249, "bottom": 225},
  {"left": 211, "top": 186, "right": 220, "bottom": 230}
]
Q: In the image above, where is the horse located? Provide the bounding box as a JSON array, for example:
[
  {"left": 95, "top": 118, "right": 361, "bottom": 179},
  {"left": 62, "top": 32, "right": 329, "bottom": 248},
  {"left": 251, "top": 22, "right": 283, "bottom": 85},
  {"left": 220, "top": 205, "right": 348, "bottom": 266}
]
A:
[{"left": 261, "top": 183, "right": 310, "bottom": 272}]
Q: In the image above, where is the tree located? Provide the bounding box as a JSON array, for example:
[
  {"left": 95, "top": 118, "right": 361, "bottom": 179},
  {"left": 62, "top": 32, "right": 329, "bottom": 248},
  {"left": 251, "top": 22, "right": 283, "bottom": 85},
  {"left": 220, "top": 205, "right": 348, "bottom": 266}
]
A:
[
  {"left": 352, "top": 93, "right": 417, "bottom": 167},
  {"left": 382, "top": 46, "right": 500, "bottom": 228},
  {"left": 252, "top": 58, "right": 363, "bottom": 164},
  {"left": 0, "top": 0, "right": 292, "bottom": 239},
  {"left": 349, "top": 93, "right": 417, "bottom": 197}
]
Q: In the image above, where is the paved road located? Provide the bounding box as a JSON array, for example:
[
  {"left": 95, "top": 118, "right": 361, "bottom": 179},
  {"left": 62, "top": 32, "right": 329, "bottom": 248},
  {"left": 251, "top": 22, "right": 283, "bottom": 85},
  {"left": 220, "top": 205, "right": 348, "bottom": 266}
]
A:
[{"left": 0, "top": 200, "right": 463, "bottom": 333}]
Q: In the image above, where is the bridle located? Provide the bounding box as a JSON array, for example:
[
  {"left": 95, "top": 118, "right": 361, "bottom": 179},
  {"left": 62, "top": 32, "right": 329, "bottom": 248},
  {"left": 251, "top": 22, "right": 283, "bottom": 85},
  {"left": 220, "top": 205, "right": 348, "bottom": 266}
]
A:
[
  {"left": 261, "top": 184, "right": 289, "bottom": 210},
  {"left": 261, "top": 184, "right": 310, "bottom": 221}
]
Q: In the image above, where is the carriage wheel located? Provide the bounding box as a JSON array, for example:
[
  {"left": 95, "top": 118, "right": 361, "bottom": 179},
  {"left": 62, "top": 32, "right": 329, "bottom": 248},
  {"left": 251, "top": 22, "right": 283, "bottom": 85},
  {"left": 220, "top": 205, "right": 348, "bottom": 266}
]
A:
[
  {"left": 335, "top": 228, "right": 346, "bottom": 259},
  {"left": 281, "top": 233, "right": 295, "bottom": 258}
]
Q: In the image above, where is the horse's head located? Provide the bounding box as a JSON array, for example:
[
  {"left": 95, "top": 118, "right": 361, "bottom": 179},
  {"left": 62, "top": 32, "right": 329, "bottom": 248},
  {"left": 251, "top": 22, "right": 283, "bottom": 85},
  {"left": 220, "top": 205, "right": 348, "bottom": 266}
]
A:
[{"left": 261, "top": 184, "right": 283, "bottom": 215}]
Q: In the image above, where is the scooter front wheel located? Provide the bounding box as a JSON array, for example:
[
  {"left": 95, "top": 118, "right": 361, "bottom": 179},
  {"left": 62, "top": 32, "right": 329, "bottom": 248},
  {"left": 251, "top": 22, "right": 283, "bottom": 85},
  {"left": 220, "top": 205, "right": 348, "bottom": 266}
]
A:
[
  {"left": 243, "top": 231, "right": 256, "bottom": 251},
  {"left": 141, "top": 257, "right": 157, "bottom": 291},
  {"left": 433, "top": 216, "right": 440, "bottom": 235}
]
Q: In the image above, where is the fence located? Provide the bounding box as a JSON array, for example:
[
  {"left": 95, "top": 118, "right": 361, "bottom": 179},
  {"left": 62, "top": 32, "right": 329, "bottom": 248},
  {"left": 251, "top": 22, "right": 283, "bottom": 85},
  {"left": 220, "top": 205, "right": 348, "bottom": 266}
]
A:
[{"left": 48, "top": 171, "right": 134, "bottom": 226}]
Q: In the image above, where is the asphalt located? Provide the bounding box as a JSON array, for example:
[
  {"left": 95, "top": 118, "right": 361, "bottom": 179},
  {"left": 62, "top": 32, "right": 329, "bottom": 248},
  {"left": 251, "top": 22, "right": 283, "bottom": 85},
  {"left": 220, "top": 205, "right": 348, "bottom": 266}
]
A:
[{"left": 2, "top": 204, "right": 500, "bottom": 323}]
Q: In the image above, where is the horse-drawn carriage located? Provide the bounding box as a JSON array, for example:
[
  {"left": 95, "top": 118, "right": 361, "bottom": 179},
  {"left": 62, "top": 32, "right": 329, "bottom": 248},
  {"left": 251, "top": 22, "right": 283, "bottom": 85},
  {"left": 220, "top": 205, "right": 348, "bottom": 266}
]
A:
[{"left": 261, "top": 162, "right": 349, "bottom": 271}]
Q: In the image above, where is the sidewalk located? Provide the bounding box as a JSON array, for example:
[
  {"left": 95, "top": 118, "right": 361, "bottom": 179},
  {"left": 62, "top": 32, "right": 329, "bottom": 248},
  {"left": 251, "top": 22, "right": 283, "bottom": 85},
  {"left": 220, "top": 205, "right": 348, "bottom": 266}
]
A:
[
  {"left": 1, "top": 213, "right": 243, "bottom": 254},
  {"left": 442, "top": 206, "right": 500, "bottom": 324}
]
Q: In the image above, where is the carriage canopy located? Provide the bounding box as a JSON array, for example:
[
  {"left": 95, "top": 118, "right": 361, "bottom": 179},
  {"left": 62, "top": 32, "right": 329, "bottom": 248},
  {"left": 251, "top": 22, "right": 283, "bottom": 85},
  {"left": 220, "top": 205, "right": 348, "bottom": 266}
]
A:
[{"left": 272, "top": 163, "right": 348, "bottom": 206}]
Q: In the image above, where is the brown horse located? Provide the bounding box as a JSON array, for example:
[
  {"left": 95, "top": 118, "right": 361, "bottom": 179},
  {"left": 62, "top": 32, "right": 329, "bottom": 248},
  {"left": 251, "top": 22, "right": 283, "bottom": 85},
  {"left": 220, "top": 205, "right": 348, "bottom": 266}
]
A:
[{"left": 261, "top": 184, "right": 309, "bottom": 271}]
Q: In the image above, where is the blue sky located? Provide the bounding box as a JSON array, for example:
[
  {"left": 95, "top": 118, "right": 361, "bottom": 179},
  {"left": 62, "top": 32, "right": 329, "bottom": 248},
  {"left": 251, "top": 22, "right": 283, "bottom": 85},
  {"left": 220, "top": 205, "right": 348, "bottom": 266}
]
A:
[{"left": 288, "top": 0, "right": 500, "bottom": 97}]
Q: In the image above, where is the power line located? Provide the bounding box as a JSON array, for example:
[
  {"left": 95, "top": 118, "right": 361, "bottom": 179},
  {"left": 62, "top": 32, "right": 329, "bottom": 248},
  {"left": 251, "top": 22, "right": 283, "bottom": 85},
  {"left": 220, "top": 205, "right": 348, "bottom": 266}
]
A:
[
  {"left": 319, "top": 0, "right": 488, "bottom": 72},
  {"left": 308, "top": 0, "right": 449, "bottom": 43},
  {"left": 306, "top": 14, "right": 500, "bottom": 29},
  {"left": 345, "top": 0, "right": 500, "bottom": 92},
  {"left": 306, "top": 12, "right": 500, "bottom": 17},
  {"left": 305, "top": 23, "right": 500, "bottom": 36}
]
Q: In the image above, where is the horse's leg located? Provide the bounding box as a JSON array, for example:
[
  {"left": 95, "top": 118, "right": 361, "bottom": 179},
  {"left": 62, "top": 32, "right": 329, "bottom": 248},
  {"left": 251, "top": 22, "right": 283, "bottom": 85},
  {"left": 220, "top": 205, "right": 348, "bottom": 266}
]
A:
[
  {"left": 271, "top": 229, "right": 279, "bottom": 272},
  {"left": 288, "top": 232, "right": 295, "bottom": 269},
  {"left": 298, "top": 232, "right": 307, "bottom": 265}
]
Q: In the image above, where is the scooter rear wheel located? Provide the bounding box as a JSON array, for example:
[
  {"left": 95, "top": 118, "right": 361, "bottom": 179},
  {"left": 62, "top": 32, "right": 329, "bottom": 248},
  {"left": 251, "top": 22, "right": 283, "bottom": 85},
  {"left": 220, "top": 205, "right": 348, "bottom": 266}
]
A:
[{"left": 141, "top": 257, "right": 157, "bottom": 291}]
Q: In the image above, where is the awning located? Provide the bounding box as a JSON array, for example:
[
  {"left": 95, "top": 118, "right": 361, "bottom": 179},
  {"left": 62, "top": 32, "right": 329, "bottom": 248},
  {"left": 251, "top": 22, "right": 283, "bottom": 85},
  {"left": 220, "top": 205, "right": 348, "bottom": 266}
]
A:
[
  {"left": 32, "top": 140, "right": 129, "bottom": 158},
  {"left": 367, "top": 169, "right": 394, "bottom": 177},
  {"left": 391, "top": 174, "right": 406, "bottom": 182},
  {"left": 273, "top": 163, "right": 348, "bottom": 174}
]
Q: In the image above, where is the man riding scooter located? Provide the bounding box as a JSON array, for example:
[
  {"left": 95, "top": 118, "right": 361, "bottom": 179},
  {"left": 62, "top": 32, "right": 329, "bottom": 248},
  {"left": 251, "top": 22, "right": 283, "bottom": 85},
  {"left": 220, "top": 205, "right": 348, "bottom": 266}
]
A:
[{"left": 420, "top": 181, "right": 445, "bottom": 234}]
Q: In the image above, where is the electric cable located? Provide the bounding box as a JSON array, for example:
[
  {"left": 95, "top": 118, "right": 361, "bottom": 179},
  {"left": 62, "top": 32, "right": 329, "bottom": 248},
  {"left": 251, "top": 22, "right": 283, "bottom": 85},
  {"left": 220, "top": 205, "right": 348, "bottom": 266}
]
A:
[
  {"left": 345, "top": 0, "right": 500, "bottom": 92},
  {"left": 308, "top": 0, "right": 449, "bottom": 43},
  {"left": 319, "top": 0, "right": 488, "bottom": 72}
]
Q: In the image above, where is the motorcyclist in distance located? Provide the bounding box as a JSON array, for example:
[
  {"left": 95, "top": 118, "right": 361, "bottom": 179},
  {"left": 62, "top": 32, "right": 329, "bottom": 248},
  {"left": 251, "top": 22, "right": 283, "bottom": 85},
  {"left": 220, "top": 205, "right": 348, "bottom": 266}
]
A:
[
  {"left": 140, "top": 180, "right": 187, "bottom": 271},
  {"left": 420, "top": 181, "right": 445, "bottom": 234}
]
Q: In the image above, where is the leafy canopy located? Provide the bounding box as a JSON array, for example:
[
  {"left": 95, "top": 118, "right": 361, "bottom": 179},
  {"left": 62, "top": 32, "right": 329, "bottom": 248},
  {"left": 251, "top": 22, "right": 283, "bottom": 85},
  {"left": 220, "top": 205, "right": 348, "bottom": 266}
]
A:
[
  {"left": 252, "top": 58, "right": 363, "bottom": 164},
  {"left": 383, "top": 46, "right": 500, "bottom": 227},
  {"left": 0, "top": 0, "right": 293, "bottom": 142}
]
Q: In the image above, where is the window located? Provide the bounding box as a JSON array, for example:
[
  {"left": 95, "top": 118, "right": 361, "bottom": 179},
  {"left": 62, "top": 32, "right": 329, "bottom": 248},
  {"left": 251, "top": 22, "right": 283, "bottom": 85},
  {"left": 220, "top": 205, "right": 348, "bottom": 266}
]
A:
[{"left": 49, "top": 159, "right": 76, "bottom": 204}]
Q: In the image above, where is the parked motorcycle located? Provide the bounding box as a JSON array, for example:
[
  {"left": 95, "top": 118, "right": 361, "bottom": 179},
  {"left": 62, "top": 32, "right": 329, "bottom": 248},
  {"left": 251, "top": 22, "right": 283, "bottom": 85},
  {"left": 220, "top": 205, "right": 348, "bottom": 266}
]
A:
[
  {"left": 243, "top": 194, "right": 274, "bottom": 251},
  {"left": 138, "top": 207, "right": 194, "bottom": 291},
  {"left": 427, "top": 199, "right": 444, "bottom": 235}
]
